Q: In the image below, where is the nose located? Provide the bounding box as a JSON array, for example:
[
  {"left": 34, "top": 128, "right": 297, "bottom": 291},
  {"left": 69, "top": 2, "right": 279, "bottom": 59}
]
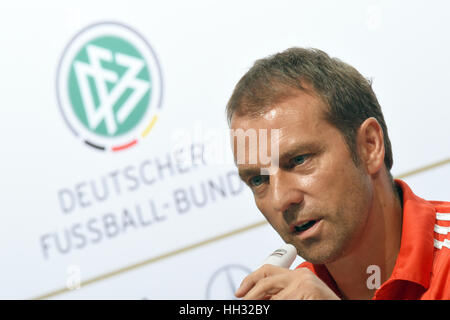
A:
[{"left": 271, "top": 170, "right": 304, "bottom": 214}]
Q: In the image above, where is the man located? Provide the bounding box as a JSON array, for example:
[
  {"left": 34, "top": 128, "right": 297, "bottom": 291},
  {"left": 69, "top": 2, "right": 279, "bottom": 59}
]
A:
[{"left": 227, "top": 48, "right": 450, "bottom": 300}]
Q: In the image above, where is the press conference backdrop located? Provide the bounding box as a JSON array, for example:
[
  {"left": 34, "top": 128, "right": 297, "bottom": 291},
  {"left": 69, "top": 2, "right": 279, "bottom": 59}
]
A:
[{"left": 0, "top": 0, "right": 449, "bottom": 300}]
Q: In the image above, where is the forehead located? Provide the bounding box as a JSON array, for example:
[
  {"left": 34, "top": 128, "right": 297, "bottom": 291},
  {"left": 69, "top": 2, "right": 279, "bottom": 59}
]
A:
[{"left": 230, "top": 90, "right": 328, "bottom": 138}]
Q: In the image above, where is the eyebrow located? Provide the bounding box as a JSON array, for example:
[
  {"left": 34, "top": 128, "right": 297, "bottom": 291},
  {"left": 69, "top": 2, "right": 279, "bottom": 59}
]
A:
[
  {"left": 279, "top": 141, "right": 322, "bottom": 163},
  {"left": 238, "top": 166, "right": 263, "bottom": 181},
  {"left": 237, "top": 141, "right": 323, "bottom": 181}
]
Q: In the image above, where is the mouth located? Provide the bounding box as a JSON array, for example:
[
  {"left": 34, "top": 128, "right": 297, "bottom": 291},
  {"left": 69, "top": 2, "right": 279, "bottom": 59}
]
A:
[{"left": 291, "top": 218, "right": 322, "bottom": 236}]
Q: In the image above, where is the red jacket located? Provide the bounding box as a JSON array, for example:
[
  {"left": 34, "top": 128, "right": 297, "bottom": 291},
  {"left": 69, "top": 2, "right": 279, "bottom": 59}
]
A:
[{"left": 296, "top": 179, "right": 450, "bottom": 299}]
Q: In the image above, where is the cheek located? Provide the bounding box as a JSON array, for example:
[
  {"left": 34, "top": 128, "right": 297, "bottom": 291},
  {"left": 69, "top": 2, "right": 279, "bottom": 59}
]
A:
[
  {"left": 303, "top": 156, "right": 370, "bottom": 220},
  {"left": 291, "top": 167, "right": 336, "bottom": 202},
  {"left": 254, "top": 199, "right": 270, "bottom": 220},
  {"left": 332, "top": 168, "right": 373, "bottom": 227},
  {"left": 311, "top": 155, "right": 359, "bottom": 197},
  {"left": 254, "top": 199, "right": 264, "bottom": 214},
  {"left": 295, "top": 151, "right": 346, "bottom": 195},
  {"left": 254, "top": 198, "right": 284, "bottom": 230}
]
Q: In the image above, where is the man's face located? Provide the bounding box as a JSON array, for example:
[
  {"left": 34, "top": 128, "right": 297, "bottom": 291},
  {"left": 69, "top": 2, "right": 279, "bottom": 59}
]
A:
[{"left": 230, "top": 90, "right": 374, "bottom": 264}]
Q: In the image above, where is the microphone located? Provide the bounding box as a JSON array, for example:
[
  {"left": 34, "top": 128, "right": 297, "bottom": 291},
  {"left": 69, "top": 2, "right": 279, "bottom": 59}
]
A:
[
  {"left": 260, "top": 243, "right": 297, "bottom": 268},
  {"left": 234, "top": 243, "right": 298, "bottom": 299}
]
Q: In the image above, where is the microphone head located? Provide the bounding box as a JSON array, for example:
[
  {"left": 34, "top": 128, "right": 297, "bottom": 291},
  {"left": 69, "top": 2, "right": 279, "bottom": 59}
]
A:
[{"left": 261, "top": 243, "right": 297, "bottom": 268}]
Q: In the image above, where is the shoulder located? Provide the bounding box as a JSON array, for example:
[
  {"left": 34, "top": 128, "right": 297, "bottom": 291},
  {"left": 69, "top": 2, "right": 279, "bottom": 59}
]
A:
[{"left": 429, "top": 200, "right": 450, "bottom": 213}]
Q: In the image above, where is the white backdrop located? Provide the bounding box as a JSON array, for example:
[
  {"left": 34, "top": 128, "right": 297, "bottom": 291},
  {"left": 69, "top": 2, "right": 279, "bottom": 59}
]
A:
[{"left": 0, "top": 0, "right": 449, "bottom": 299}]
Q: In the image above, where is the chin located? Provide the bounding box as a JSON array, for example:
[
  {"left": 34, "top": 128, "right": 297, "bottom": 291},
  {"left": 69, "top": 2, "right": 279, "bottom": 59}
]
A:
[{"left": 295, "top": 240, "right": 345, "bottom": 265}]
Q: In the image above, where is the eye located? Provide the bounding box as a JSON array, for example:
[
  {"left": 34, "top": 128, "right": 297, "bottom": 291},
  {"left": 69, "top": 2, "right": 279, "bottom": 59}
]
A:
[
  {"left": 290, "top": 154, "right": 308, "bottom": 167},
  {"left": 248, "top": 175, "right": 269, "bottom": 187}
]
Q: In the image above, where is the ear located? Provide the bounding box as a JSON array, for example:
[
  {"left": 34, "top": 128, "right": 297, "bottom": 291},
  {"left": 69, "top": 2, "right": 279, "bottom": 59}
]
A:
[{"left": 357, "top": 117, "right": 385, "bottom": 175}]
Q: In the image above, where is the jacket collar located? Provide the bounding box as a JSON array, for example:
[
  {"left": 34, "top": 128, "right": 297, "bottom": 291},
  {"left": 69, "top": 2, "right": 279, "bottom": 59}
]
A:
[{"left": 375, "top": 179, "right": 436, "bottom": 292}]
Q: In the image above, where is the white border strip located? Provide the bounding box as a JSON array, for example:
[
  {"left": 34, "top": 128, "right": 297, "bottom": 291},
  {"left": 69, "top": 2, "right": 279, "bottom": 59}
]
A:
[
  {"left": 434, "top": 238, "right": 450, "bottom": 250},
  {"left": 436, "top": 212, "right": 450, "bottom": 221},
  {"left": 434, "top": 224, "right": 450, "bottom": 235}
]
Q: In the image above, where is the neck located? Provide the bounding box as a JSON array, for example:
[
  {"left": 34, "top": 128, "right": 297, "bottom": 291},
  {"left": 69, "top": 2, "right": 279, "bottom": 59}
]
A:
[{"left": 326, "top": 175, "right": 403, "bottom": 300}]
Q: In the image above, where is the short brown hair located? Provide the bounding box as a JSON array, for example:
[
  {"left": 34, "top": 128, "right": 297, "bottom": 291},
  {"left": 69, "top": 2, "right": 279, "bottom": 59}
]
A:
[{"left": 226, "top": 47, "right": 393, "bottom": 172}]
